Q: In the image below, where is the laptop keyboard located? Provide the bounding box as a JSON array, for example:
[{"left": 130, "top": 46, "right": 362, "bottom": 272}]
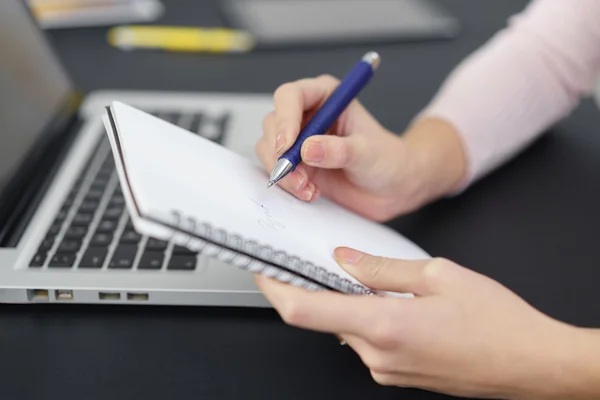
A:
[{"left": 29, "top": 110, "right": 231, "bottom": 271}]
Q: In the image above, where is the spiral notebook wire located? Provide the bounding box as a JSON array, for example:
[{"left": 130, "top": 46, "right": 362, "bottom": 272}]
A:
[{"left": 155, "top": 209, "right": 375, "bottom": 295}]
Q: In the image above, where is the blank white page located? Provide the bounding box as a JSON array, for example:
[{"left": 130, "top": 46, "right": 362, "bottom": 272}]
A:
[{"left": 108, "top": 101, "right": 429, "bottom": 287}]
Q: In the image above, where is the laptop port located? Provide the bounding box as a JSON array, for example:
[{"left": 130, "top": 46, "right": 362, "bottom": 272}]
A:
[
  {"left": 28, "top": 289, "right": 49, "bottom": 301},
  {"left": 55, "top": 290, "right": 73, "bottom": 300},
  {"left": 126, "top": 292, "right": 149, "bottom": 301},
  {"left": 99, "top": 292, "right": 121, "bottom": 301}
]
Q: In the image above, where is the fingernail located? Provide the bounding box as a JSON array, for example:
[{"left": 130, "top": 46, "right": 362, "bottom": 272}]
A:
[
  {"left": 294, "top": 173, "right": 305, "bottom": 191},
  {"left": 299, "top": 182, "right": 316, "bottom": 202},
  {"left": 275, "top": 134, "right": 286, "bottom": 154},
  {"left": 312, "top": 187, "right": 321, "bottom": 201},
  {"left": 294, "top": 165, "right": 309, "bottom": 191},
  {"left": 302, "top": 141, "right": 325, "bottom": 163},
  {"left": 335, "top": 247, "right": 364, "bottom": 265}
]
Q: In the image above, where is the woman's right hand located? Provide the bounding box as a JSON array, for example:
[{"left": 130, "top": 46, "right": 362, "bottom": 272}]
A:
[{"left": 255, "top": 74, "right": 468, "bottom": 221}]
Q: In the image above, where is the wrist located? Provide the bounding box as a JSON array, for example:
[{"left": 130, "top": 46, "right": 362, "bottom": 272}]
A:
[
  {"left": 509, "top": 321, "right": 600, "bottom": 400},
  {"left": 400, "top": 117, "right": 468, "bottom": 203}
]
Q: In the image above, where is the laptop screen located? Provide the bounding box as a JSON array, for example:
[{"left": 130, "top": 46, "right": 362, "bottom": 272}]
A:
[{"left": 0, "top": 1, "right": 73, "bottom": 198}]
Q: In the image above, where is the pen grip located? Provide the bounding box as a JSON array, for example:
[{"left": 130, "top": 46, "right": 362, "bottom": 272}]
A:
[{"left": 281, "top": 60, "right": 374, "bottom": 168}]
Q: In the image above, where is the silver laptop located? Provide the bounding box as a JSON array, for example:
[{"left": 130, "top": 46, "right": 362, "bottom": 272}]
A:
[{"left": 0, "top": 0, "right": 272, "bottom": 307}]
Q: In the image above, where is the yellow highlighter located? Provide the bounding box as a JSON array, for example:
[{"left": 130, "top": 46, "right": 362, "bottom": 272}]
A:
[{"left": 108, "top": 25, "right": 256, "bottom": 53}]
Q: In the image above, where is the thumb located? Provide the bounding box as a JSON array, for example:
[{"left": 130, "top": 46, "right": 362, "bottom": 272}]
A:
[
  {"left": 301, "top": 135, "right": 358, "bottom": 169},
  {"left": 301, "top": 133, "right": 380, "bottom": 173},
  {"left": 334, "top": 247, "right": 441, "bottom": 296}
]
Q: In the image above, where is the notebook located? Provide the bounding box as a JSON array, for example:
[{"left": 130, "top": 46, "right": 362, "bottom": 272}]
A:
[{"left": 102, "top": 101, "right": 430, "bottom": 296}]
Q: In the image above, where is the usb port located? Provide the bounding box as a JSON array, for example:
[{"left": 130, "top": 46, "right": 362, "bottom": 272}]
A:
[
  {"left": 99, "top": 292, "right": 121, "bottom": 301},
  {"left": 127, "top": 292, "right": 149, "bottom": 301},
  {"left": 55, "top": 290, "right": 73, "bottom": 300},
  {"left": 28, "top": 289, "right": 49, "bottom": 301}
]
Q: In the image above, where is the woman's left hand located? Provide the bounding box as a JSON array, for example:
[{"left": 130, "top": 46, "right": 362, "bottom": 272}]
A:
[{"left": 254, "top": 248, "right": 585, "bottom": 400}]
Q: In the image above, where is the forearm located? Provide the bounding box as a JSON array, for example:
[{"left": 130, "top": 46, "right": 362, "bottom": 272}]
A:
[
  {"left": 514, "top": 325, "right": 600, "bottom": 400},
  {"left": 415, "top": 0, "right": 600, "bottom": 189}
]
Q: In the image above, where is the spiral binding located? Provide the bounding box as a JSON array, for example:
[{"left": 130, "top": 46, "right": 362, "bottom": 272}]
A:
[{"left": 168, "top": 210, "right": 374, "bottom": 295}]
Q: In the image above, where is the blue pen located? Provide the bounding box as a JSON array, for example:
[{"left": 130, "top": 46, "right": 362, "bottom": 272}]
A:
[{"left": 267, "top": 51, "right": 381, "bottom": 188}]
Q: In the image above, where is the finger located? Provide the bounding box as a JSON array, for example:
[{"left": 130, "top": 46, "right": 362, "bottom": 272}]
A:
[
  {"left": 333, "top": 247, "right": 444, "bottom": 296},
  {"left": 301, "top": 135, "right": 359, "bottom": 169},
  {"left": 258, "top": 110, "right": 319, "bottom": 201},
  {"left": 338, "top": 333, "right": 369, "bottom": 350},
  {"left": 255, "top": 136, "right": 319, "bottom": 201},
  {"left": 254, "top": 274, "right": 387, "bottom": 337},
  {"left": 273, "top": 75, "right": 340, "bottom": 154},
  {"left": 370, "top": 371, "right": 410, "bottom": 387},
  {"left": 261, "top": 111, "right": 278, "bottom": 151}
]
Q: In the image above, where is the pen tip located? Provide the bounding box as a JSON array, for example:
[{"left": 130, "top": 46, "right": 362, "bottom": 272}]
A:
[{"left": 267, "top": 181, "right": 274, "bottom": 188}]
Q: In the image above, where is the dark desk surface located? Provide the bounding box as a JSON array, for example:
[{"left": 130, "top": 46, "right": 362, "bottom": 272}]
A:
[{"left": 3, "top": 1, "right": 600, "bottom": 399}]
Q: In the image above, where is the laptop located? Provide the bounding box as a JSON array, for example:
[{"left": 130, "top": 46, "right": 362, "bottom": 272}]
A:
[{"left": 0, "top": 0, "right": 273, "bottom": 307}]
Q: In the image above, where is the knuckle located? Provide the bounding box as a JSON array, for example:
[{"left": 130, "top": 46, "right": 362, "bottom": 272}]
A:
[
  {"left": 423, "top": 257, "right": 451, "bottom": 284},
  {"left": 363, "top": 199, "right": 396, "bottom": 222},
  {"left": 273, "top": 82, "right": 295, "bottom": 99},
  {"left": 281, "top": 182, "right": 300, "bottom": 197},
  {"left": 364, "top": 256, "right": 390, "bottom": 282},
  {"left": 317, "top": 73, "right": 340, "bottom": 86},
  {"left": 335, "top": 140, "right": 352, "bottom": 166},
  {"left": 371, "top": 200, "right": 396, "bottom": 222},
  {"left": 254, "top": 137, "right": 266, "bottom": 156},
  {"left": 261, "top": 111, "right": 275, "bottom": 130},
  {"left": 362, "top": 352, "right": 392, "bottom": 374},
  {"left": 370, "top": 371, "right": 398, "bottom": 386},
  {"left": 369, "top": 315, "right": 399, "bottom": 349},
  {"left": 278, "top": 299, "right": 306, "bottom": 327}
]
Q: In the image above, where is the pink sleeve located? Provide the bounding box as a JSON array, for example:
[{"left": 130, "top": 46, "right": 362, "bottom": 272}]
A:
[{"left": 417, "top": 0, "right": 600, "bottom": 188}]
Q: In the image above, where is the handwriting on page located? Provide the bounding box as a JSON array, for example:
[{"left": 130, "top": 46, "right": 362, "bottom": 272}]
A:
[{"left": 249, "top": 199, "right": 285, "bottom": 232}]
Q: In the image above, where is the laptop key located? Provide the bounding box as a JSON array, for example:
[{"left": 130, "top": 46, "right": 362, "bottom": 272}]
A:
[
  {"left": 167, "top": 254, "right": 197, "bottom": 270},
  {"left": 109, "top": 195, "right": 125, "bottom": 207},
  {"left": 62, "top": 197, "right": 75, "bottom": 208},
  {"left": 38, "top": 237, "right": 55, "bottom": 252},
  {"left": 124, "top": 219, "right": 134, "bottom": 231},
  {"left": 146, "top": 238, "right": 167, "bottom": 251},
  {"left": 65, "top": 225, "right": 87, "bottom": 239},
  {"left": 91, "top": 181, "right": 108, "bottom": 191},
  {"left": 79, "top": 200, "right": 99, "bottom": 213},
  {"left": 72, "top": 213, "right": 93, "bottom": 226},
  {"left": 102, "top": 207, "right": 122, "bottom": 220},
  {"left": 108, "top": 244, "right": 138, "bottom": 269},
  {"left": 138, "top": 250, "right": 164, "bottom": 270},
  {"left": 56, "top": 209, "right": 69, "bottom": 221},
  {"left": 97, "top": 164, "right": 112, "bottom": 174},
  {"left": 120, "top": 230, "right": 141, "bottom": 243},
  {"left": 79, "top": 247, "right": 108, "bottom": 269},
  {"left": 85, "top": 189, "right": 103, "bottom": 200},
  {"left": 49, "top": 253, "right": 76, "bottom": 268},
  {"left": 29, "top": 253, "right": 47, "bottom": 267},
  {"left": 189, "top": 113, "right": 202, "bottom": 134},
  {"left": 173, "top": 245, "right": 197, "bottom": 255},
  {"left": 57, "top": 240, "right": 81, "bottom": 253},
  {"left": 90, "top": 232, "right": 112, "bottom": 246},
  {"left": 97, "top": 220, "right": 118, "bottom": 233},
  {"left": 48, "top": 222, "right": 62, "bottom": 236}
]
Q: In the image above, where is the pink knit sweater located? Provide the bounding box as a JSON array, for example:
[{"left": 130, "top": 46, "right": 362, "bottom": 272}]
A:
[{"left": 419, "top": 0, "right": 600, "bottom": 188}]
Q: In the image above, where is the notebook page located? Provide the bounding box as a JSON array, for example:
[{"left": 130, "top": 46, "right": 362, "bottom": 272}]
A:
[{"left": 109, "top": 102, "right": 429, "bottom": 287}]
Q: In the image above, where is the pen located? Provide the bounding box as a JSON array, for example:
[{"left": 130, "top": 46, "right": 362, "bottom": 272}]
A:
[{"left": 268, "top": 51, "right": 381, "bottom": 188}]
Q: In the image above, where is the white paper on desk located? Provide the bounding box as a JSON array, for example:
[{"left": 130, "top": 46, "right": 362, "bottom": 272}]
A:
[{"left": 103, "top": 101, "right": 430, "bottom": 294}]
